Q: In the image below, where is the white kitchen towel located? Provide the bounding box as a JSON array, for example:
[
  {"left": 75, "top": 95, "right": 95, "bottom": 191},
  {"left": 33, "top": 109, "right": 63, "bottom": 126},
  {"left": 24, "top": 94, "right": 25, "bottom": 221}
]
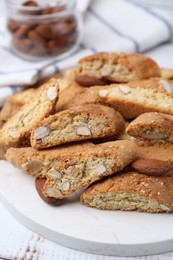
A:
[{"left": 0, "top": 0, "right": 173, "bottom": 106}]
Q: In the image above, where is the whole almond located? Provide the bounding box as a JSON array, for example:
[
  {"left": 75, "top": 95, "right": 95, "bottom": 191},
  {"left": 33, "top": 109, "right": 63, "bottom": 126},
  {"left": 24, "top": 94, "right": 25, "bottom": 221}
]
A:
[
  {"left": 14, "top": 23, "right": 33, "bottom": 38},
  {"left": 7, "top": 19, "right": 20, "bottom": 33},
  {"left": 35, "top": 178, "right": 60, "bottom": 206},
  {"left": 28, "top": 30, "right": 47, "bottom": 48},
  {"left": 23, "top": 1, "right": 38, "bottom": 7},
  {"left": 131, "top": 159, "right": 172, "bottom": 176},
  {"left": 36, "top": 23, "right": 56, "bottom": 40},
  {"left": 48, "top": 37, "right": 69, "bottom": 49},
  {"left": 13, "top": 38, "right": 32, "bottom": 53},
  {"left": 29, "top": 46, "right": 47, "bottom": 56},
  {"left": 75, "top": 75, "right": 107, "bottom": 87},
  {"left": 22, "top": 0, "right": 40, "bottom": 15},
  {"left": 54, "top": 21, "right": 76, "bottom": 35}
]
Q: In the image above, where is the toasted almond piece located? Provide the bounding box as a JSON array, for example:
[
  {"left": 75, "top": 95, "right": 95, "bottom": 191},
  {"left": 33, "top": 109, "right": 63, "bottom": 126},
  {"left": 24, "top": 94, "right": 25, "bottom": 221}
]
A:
[
  {"left": 99, "top": 89, "right": 108, "bottom": 97},
  {"left": 47, "top": 168, "right": 62, "bottom": 180},
  {"left": 93, "top": 60, "right": 103, "bottom": 69},
  {"left": 61, "top": 181, "right": 70, "bottom": 191},
  {"left": 95, "top": 163, "right": 107, "bottom": 175},
  {"left": 160, "top": 204, "right": 170, "bottom": 212},
  {"left": 76, "top": 125, "right": 91, "bottom": 136},
  {"left": 160, "top": 79, "right": 173, "bottom": 93},
  {"left": 101, "top": 67, "right": 113, "bottom": 77},
  {"left": 35, "top": 178, "right": 60, "bottom": 205},
  {"left": 131, "top": 159, "right": 172, "bottom": 176},
  {"left": 164, "top": 104, "right": 172, "bottom": 109},
  {"left": 118, "top": 85, "right": 131, "bottom": 95},
  {"left": 28, "top": 160, "right": 42, "bottom": 175},
  {"left": 140, "top": 132, "right": 167, "bottom": 140},
  {"left": 47, "top": 84, "right": 59, "bottom": 100},
  {"left": 35, "top": 126, "right": 50, "bottom": 140},
  {"left": 45, "top": 186, "right": 63, "bottom": 199},
  {"left": 65, "top": 165, "right": 75, "bottom": 174},
  {"left": 8, "top": 129, "right": 20, "bottom": 139},
  {"left": 22, "top": 113, "right": 32, "bottom": 125}
]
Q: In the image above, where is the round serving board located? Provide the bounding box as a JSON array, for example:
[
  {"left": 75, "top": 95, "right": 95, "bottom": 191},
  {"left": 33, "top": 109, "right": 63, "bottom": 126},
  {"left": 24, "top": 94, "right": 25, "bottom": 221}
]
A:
[{"left": 0, "top": 160, "right": 173, "bottom": 257}]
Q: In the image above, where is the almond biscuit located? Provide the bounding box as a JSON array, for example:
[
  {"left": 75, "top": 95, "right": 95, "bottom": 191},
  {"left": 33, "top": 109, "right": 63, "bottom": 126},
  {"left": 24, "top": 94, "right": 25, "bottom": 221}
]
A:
[
  {"left": 75, "top": 52, "right": 160, "bottom": 86},
  {"left": 126, "top": 112, "right": 173, "bottom": 144},
  {"left": 5, "top": 142, "right": 95, "bottom": 178},
  {"left": 80, "top": 171, "right": 173, "bottom": 213},
  {"left": 64, "top": 82, "right": 173, "bottom": 119},
  {"left": 0, "top": 78, "right": 59, "bottom": 159},
  {"left": 30, "top": 104, "right": 125, "bottom": 148},
  {"left": 43, "top": 140, "right": 137, "bottom": 199}
]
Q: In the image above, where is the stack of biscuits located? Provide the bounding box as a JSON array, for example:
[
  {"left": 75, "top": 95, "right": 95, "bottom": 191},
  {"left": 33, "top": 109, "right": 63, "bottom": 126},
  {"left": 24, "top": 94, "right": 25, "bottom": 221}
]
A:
[{"left": 2, "top": 52, "right": 173, "bottom": 213}]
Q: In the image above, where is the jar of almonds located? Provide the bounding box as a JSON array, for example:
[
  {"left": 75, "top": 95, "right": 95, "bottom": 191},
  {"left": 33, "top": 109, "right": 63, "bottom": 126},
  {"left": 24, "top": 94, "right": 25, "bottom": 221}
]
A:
[{"left": 6, "top": 0, "right": 83, "bottom": 61}]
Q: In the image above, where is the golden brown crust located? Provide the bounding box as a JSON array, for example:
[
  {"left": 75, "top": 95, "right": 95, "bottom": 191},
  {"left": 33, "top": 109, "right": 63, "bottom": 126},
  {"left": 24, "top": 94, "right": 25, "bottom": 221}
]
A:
[
  {"left": 30, "top": 104, "right": 125, "bottom": 148},
  {"left": 54, "top": 68, "right": 84, "bottom": 112},
  {"left": 80, "top": 171, "right": 173, "bottom": 213},
  {"left": 64, "top": 82, "right": 173, "bottom": 119},
  {"left": 136, "top": 143, "right": 173, "bottom": 161},
  {"left": 55, "top": 82, "right": 83, "bottom": 112},
  {"left": 76, "top": 52, "right": 160, "bottom": 84},
  {"left": 5, "top": 142, "right": 95, "bottom": 177},
  {"left": 128, "top": 77, "right": 173, "bottom": 93}
]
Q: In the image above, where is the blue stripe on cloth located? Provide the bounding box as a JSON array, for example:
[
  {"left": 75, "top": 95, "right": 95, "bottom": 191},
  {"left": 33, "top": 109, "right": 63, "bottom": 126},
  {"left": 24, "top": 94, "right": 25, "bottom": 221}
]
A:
[
  {"left": 88, "top": 6, "right": 140, "bottom": 52},
  {"left": 53, "top": 63, "right": 60, "bottom": 73},
  {"left": 80, "top": 43, "right": 96, "bottom": 53},
  {"left": 126, "top": 0, "right": 173, "bottom": 41},
  {"left": 9, "top": 85, "right": 19, "bottom": 94}
]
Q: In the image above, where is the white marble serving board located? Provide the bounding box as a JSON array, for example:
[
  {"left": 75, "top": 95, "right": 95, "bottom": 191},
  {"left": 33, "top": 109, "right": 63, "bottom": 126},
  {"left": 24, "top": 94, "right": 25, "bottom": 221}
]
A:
[{"left": 0, "top": 160, "right": 173, "bottom": 257}]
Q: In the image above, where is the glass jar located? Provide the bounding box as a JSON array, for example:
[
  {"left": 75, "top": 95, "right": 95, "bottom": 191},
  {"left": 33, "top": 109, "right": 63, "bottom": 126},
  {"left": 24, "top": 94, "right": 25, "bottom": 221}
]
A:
[{"left": 6, "top": 0, "right": 83, "bottom": 61}]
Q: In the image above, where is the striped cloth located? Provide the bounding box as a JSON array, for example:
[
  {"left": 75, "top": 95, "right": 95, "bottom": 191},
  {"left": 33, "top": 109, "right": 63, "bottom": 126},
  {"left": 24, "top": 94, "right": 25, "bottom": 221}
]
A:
[{"left": 0, "top": 0, "right": 173, "bottom": 106}]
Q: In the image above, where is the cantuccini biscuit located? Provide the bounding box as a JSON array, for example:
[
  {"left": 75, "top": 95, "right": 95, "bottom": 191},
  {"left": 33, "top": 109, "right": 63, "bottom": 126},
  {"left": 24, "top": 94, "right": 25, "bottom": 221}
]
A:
[
  {"left": 126, "top": 112, "right": 173, "bottom": 144},
  {"left": 0, "top": 78, "right": 59, "bottom": 159},
  {"left": 43, "top": 140, "right": 137, "bottom": 199},
  {"left": 30, "top": 104, "right": 125, "bottom": 149},
  {"left": 75, "top": 52, "right": 161, "bottom": 86},
  {"left": 0, "top": 88, "right": 35, "bottom": 123},
  {"left": 80, "top": 171, "right": 173, "bottom": 213},
  {"left": 5, "top": 142, "right": 95, "bottom": 178},
  {"left": 64, "top": 82, "right": 173, "bottom": 119}
]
